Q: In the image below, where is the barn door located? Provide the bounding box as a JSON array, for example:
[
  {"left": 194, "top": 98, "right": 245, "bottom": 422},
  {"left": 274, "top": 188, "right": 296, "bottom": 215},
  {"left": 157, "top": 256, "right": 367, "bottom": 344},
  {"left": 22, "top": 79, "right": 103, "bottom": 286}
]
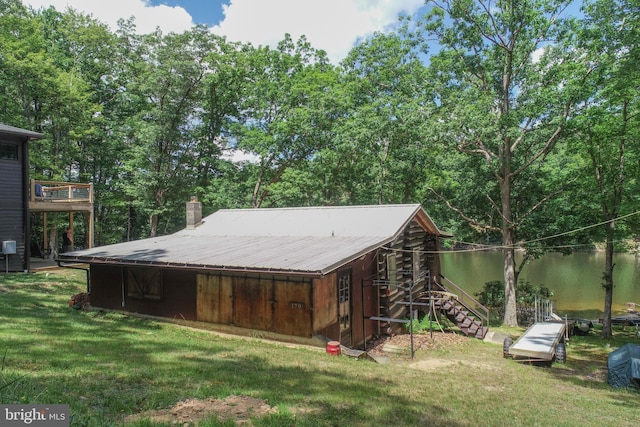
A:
[
  {"left": 338, "top": 269, "right": 352, "bottom": 346},
  {"left": 233, "top": 276, "right": 273, "bottom": 330},
  {"left": 273, "top": 280, "right": 311, "bottom": 336},
  {"left": 196, "top": 274, "right": 233, "bottom": 324}
]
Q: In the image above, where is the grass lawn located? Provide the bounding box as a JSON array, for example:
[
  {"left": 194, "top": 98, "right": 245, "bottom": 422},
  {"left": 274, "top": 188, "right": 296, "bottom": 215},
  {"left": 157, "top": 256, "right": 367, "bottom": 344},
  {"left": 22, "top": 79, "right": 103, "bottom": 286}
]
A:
[{"left": 0, "top": 269, "right": 638, "bottom": 426}]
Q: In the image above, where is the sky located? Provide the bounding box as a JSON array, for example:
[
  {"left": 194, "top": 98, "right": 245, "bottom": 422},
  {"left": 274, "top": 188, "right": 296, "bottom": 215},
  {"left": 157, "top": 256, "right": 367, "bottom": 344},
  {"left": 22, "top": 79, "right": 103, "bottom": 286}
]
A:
[{"left": 22, "top": 0, "right": 427, "bottom": 63}]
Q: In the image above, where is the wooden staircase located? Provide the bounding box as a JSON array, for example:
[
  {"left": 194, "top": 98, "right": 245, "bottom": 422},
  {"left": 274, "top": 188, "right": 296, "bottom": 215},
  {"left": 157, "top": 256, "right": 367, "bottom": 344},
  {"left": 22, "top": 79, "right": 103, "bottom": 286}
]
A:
[
  {"left": 433, "top": 274, "right": 490, "bottom": 340},
  {"left": 439, "top": 299, "right": 489, "bottom": 339}
]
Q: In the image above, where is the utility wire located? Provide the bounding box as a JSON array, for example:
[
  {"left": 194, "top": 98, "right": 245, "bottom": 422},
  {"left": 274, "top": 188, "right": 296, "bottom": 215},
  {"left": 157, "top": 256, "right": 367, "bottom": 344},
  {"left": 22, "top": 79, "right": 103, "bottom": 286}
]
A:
[{"left": 383, "top": 210, "right": 640, "bottom": 255}]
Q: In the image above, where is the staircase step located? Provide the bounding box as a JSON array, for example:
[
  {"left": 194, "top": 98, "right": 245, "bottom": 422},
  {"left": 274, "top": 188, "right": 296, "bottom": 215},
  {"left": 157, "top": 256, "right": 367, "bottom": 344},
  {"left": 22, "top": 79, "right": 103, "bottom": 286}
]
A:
[
  {"left": 460, "top": 318, "right": 472, "bottom": 328},
  {"left": 475, "top": 326, "right": 488, "bottom": 339},
  {"left": 455, "top": 312, "right": 469, "bottom": 323}
]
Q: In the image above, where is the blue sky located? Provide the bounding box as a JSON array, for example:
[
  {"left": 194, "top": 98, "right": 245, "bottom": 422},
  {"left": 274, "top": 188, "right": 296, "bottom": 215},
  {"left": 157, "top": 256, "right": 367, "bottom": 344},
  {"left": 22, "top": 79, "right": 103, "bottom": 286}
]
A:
[
  {"left": 22, "top": 0, "right": 584, "bottom": 64},
  {"left": 147, "top": 0, "right": 228, "bottom": 27},
  {"left": 23, "top": 0, "right": 426, "bottom": 63}
]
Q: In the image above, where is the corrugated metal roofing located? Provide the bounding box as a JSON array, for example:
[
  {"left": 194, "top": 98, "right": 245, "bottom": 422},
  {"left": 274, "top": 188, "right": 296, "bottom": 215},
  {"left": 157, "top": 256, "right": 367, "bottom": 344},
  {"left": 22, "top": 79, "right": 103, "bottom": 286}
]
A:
[{"left": 60, "top": 204, "right": 443, "bottom": 276}]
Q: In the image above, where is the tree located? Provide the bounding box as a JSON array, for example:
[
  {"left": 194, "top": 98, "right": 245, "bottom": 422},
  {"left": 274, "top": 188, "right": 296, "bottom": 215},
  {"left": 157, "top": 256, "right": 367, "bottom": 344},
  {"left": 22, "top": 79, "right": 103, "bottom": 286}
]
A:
[
  {"left": 119, "top": 27, "right": 210, "bottom": 237},
  {"left": 572, "top": 0, "right": 640, "bottom": 338},
  {"left": 416, "top": 0, "right": 590, "bottom": 325},
  {"left": 192, "top": 37, "right": 250, "bottom": 204},
  {"left": 335, "top": 32, "right": 437, "bottom": 205},
  {"left": 233, "top": 35, "right": 337, "bottom": 208}
]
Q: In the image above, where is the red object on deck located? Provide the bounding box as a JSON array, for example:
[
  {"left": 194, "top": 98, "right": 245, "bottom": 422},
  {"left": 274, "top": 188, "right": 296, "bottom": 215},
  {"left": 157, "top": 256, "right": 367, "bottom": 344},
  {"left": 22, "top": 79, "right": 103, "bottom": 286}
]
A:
[{"left": 326, "top": 341, "right": 341, "bottom": 356}]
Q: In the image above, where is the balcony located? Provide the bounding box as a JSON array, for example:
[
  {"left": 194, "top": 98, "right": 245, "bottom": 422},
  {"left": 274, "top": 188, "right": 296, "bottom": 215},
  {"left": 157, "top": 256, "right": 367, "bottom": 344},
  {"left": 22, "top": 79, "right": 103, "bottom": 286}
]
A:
[
  {"left": 28, "top": 179, "right": 94, "bottom": 255},
  {"left": 29, "top": 179, "right": 93, "bottom": 212}
]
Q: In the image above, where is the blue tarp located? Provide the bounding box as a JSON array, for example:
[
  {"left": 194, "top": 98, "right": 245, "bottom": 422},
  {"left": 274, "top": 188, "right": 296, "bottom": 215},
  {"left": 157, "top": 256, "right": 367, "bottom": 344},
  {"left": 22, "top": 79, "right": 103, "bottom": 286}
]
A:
[{"left": 607, "top": 343, "right": 640, "bottom": 389}]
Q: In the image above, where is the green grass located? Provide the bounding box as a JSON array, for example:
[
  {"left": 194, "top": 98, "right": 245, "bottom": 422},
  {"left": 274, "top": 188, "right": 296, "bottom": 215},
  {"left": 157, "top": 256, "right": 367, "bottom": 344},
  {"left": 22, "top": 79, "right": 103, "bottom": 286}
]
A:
[{"left": 1, "top": 270, "right": 638, "bottom": 426}]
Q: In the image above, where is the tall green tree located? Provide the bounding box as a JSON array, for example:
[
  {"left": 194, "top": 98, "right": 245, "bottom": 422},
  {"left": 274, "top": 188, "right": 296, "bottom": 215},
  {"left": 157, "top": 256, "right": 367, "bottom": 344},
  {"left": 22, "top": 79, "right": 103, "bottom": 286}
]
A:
[
  {"left": 233, "top": 35, "right": 337, "bottom": 208},
  {"left": 573, "top": 0, "right": 640, "bottom": 338},
  {"left": 193, "top": 37, "right": 249, "bottom": 201},
  {"left": 336, "top": 32, "right": 436, "bottom": 205},
  {"left": 120, "top": 27, "right": 211, "bottom": 236},
  {"left": 0, "top": 1, "right": 58, "bottom": 132},
  {"left": 417, "top": 0, "right": 590, "bottom": 325}
]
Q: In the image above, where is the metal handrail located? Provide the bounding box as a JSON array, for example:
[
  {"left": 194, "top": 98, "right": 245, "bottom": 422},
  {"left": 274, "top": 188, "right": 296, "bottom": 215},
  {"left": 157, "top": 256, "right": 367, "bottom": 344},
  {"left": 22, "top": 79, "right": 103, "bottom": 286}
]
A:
[{"left": 438, "top": 274, "right": 490, "bottom": 327}]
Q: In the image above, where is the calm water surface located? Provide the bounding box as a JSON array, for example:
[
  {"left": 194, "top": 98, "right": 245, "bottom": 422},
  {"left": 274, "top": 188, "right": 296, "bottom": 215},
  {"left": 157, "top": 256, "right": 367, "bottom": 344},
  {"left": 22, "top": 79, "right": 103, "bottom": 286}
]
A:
[{"left": 440, "top": 251, "right": 640, "bottom": 318}]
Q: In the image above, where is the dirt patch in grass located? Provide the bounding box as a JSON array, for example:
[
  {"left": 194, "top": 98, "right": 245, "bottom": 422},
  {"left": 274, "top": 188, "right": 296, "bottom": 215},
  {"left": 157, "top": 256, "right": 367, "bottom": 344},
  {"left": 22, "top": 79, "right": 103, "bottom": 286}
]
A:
[
  {"left": 367, "top": 331, "right": 469, "bottom": 355},
  {"left": 124, "top": 395, "right": 277, "bottom": 425}
]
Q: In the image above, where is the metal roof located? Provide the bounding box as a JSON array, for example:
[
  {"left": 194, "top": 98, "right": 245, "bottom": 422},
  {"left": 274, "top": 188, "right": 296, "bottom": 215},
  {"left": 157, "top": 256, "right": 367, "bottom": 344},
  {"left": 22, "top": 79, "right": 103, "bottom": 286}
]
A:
[
  {"left": 0, "top": 123, "right": 44, "bottom": 140},
  {"left": 59, "top": 204, "right": 444, "bottom": 276}
]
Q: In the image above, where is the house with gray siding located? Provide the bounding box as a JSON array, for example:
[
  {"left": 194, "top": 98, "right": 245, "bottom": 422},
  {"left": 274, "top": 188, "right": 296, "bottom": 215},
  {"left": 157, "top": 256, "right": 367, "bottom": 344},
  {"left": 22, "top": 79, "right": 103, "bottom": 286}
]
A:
[{"left": 0, "top": 124, "right": 43, "bottom": 272}]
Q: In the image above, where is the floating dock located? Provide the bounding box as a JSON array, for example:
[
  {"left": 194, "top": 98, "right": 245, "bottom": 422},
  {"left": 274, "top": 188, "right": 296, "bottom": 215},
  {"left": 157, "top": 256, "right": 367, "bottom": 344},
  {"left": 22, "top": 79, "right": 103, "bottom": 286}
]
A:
[{"left": 508, "top": 322, "right": 567, "bottom": 361}]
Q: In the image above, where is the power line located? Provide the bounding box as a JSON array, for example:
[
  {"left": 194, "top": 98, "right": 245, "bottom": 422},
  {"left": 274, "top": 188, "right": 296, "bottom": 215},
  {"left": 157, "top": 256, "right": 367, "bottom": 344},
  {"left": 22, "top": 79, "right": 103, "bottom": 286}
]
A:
[{"left": 383, "top": 210, "right": 640, "bottom": 255}]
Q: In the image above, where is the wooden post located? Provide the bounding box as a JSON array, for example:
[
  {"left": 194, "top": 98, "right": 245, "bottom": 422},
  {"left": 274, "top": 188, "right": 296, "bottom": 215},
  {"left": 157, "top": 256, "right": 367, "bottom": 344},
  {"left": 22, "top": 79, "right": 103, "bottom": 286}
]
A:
[
  {"left": 87, "top": 208, "right": 94, "bottom": 248},
  {"left": 43, "top": 212, "right": 48, "bottom": 256}
]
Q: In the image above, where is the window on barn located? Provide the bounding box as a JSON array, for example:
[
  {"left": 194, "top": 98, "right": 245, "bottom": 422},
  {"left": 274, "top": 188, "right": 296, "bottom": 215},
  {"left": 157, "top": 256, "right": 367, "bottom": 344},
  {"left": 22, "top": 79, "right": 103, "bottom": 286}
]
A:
[
  {"left": 412, "top": 250, "right": 422, "bottom": 285},
  {"left": 128, "top": 268, "right": 163, "bottom": 301},
  {"left": 338, "top": 270, "right": 351, "bottom": 332},
  {"left": 386, "top": 253, "right": 397, "bottom": 288},
  {"left": 0, "top": 143, "right": 18, "bottom": 160}
]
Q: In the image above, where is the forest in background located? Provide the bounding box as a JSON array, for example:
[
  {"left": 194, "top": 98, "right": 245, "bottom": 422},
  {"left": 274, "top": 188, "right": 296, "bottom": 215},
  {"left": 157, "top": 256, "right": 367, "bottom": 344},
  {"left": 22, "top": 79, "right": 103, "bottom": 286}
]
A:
[{"left": 1, "top": 0, "right": 638, "bottom": 330}]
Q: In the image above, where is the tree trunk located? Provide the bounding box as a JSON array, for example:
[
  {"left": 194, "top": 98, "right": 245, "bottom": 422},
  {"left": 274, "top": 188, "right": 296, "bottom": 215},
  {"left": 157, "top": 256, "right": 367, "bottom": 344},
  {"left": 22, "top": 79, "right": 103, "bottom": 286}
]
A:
[
  {"left": 602, "top": 224, "right": 615, "bottom": 339},
  {"left": 150, "top": 213, "right": 159, "bottom": 238},
  {"left": 503, "top": 238, "right": 518, "bottom": 327},
  {"left": 500, "top": 142, "right": 518, "bottom": 327},
  {"left": 127, "top": 205, "right": 133, "bottom": 241}
]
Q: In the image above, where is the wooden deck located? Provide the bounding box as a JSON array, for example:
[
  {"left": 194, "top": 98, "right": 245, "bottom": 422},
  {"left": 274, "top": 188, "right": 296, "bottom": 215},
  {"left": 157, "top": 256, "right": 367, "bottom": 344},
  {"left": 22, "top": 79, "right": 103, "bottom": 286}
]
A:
[
  {"left": 508, "top": 322, "right": 566, "bottom": 361},
  {"left": 28, "top": 179, "right": 94, "bottom": 250},
  {"left": 28, "top": 179, "right": 93, "bottom": 212}
]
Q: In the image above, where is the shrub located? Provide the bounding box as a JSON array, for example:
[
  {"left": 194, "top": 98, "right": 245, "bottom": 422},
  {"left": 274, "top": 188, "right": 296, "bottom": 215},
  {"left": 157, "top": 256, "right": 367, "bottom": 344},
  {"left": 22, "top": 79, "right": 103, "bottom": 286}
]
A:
[{"left": 475, "top": 280, "right": 554, "bottom": 325}]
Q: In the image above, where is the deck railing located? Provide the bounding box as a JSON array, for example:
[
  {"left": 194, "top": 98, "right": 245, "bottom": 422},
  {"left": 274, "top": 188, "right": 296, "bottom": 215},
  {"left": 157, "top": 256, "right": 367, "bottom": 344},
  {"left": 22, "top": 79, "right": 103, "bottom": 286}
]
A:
[
  {"left": 30, "top": 179, "right": 93, "bottom": 203},
  {"left": 439, "top": 273, "right": 490, "bottom": 328}
]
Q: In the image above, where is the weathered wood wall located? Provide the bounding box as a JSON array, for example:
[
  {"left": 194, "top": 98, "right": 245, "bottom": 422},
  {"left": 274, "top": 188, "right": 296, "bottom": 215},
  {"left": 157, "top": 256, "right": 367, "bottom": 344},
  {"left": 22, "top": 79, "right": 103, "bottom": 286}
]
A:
[
  {"left": 196, "top": 273, "right": 314, "bottom": 337},
  {"left": 90, "top": 265, "right": 197, "bottom": 319},
  {"left": 87, "top": 235, "right": 419, "bottom": 346},
  {"left": 377, "top": 219, "right": 442, "bottom": 334}
]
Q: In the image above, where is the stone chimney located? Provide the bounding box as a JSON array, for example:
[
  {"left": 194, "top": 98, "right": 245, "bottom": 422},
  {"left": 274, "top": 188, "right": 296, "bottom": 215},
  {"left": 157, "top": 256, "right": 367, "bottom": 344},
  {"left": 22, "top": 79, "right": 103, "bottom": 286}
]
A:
[{"left": 186, "top": 196, "right": 202, "bottom": 229}]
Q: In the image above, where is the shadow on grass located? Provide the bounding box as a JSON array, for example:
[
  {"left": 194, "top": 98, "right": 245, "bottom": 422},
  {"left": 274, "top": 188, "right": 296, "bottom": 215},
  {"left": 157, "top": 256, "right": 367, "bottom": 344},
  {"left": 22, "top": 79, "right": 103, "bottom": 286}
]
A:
[
  {"left": 546, "top": 329, "right": 640, "bottom": 402},
  {"left": 1, "top": 274, "right": 465, "bottom": 426}
]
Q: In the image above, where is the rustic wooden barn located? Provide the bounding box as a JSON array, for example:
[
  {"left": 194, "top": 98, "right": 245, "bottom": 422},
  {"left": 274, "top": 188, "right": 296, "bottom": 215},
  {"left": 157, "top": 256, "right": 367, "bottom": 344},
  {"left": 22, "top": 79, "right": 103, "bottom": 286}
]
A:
[
  {"left": 59, "top": 203, "right": 487, "bottom": 348},
  {"left": 0, "top": 124, "right": 43, "bottom": 272}
]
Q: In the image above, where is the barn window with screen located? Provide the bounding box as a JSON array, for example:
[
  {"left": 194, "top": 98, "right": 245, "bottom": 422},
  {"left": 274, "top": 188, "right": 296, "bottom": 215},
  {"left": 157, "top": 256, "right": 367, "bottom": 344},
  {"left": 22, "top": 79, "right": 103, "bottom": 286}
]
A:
[
  {"left": 0, "top": 143, "right": 18, "bottom": 160},
  {"left": 387, "top": 253, "right": 398, "bottom": 287},
  {"left": 128, "top": 268, "right": 163, "bottom": 301},
  {"left": 338, "top": 270, "right": 351, "bottom": 331}
]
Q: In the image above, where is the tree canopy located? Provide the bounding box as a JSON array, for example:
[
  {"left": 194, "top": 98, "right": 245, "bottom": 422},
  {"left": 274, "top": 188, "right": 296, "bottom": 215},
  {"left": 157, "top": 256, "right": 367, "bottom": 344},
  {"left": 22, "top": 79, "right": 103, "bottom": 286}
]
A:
[{"left": 1, "top": 0, "right": 638, "bottom": 331}]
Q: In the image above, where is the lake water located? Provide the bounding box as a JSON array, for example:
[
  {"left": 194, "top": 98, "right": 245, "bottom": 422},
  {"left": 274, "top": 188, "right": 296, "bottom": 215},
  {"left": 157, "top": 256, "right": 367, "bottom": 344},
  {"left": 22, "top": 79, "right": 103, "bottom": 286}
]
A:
[{"left": 440, "top": 251, "right": 640, "bottom": 319}]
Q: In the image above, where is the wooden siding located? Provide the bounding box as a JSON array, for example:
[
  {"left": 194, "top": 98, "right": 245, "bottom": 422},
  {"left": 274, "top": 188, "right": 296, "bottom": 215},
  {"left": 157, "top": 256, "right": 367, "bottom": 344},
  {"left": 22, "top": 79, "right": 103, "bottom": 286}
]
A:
[
  {"left": 90, "top": 264, "right": 123, "bottom": 308},
  {"left": 0, "top": 140, "right": 25, "bottom": 272},
  {"left": 273, "top": 279, "right": 311, "bottom": 336},
  {"left": 197, "top": 273, "right": 313, "bottom": 337},
  {"left": 197, "top": 274, "right": 232, "bottom": 324},
  {"left": 233, "top": 276, "right": 272, "bottom": 330},
  {"left": 349, "top": 252, "right": 377, "bottom": 348},
  {"left": 378, "top": 219, "right": 442, "bottom": 334},
  {"left": 90, "top": 265, "right": 197, "bottom": 320},
  {"left": 312, "top": 273, "right": 337, "bottom": 334}
]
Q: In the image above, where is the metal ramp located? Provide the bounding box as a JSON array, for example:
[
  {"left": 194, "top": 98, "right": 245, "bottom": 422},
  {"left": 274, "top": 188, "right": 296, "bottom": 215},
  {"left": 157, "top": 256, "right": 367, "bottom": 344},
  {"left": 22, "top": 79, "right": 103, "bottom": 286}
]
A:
[{"left": 506, "top": 322, "right": 567, "bottom": 362}]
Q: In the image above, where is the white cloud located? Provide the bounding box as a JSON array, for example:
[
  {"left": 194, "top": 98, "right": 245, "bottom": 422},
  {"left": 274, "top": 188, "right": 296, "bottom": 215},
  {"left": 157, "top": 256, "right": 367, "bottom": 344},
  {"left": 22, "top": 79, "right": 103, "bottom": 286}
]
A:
[
  {"left": 212, "top": 0, "right": 424, "bottom": 63},
  {"left": 221, "top": 148, "right": 260, "bottom": 164},
  {"left": 23, "top": 0, "right": 425, "bottom": 63},
  {"left": 24, "top": 0, "right": 195, "bottom": 35}
]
